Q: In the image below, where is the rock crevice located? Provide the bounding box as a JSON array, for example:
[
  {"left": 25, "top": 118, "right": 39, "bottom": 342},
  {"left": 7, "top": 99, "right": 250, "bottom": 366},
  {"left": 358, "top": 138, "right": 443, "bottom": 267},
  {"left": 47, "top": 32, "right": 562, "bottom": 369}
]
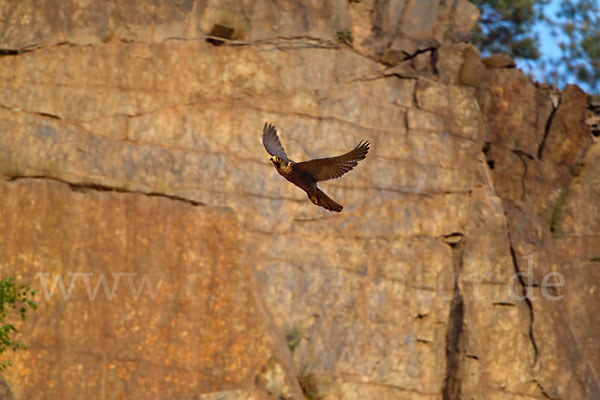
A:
[{"left": 0, "top": 1, "right": 598, "bottom": 399}]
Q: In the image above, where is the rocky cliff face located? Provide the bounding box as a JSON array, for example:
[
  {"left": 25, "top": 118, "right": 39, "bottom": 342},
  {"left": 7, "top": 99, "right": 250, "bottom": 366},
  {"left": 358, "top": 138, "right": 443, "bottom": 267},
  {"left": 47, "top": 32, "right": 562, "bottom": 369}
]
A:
[{"left": 0, "top": 1, "right": 598, "bottom": 399}]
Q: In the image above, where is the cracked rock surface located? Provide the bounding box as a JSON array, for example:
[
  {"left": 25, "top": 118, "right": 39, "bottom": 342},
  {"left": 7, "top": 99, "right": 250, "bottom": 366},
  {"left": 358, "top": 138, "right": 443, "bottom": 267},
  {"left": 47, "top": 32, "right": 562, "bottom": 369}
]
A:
[{"left": 1, "top": 1, "right": 599, "bottom": 399}]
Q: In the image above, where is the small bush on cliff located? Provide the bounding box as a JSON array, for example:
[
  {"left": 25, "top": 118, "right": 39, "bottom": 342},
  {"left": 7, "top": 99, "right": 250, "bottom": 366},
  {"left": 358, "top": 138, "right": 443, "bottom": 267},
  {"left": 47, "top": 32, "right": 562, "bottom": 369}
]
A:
[
  {"left": 298, "top": 369, "right": 323, "bottom": 400},
  {"left": 286, "top": 326, "right": 302, "bottom": 353},
  {"left": 0, "top": 277, "right": 37, "bottom": 370},
  {"left": 548, "top": 186, "right": 570, "bottom": 232},
  {"left": 336, "top": 29, "right": 353, "bottom": 45}
]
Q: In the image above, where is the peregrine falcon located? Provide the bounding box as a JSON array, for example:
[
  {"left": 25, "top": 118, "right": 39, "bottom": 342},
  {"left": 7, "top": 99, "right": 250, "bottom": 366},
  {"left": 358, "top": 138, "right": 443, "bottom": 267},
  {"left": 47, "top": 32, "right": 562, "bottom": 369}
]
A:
[{"left": 262, "top": 122, "right": 369, "bottom": 212}]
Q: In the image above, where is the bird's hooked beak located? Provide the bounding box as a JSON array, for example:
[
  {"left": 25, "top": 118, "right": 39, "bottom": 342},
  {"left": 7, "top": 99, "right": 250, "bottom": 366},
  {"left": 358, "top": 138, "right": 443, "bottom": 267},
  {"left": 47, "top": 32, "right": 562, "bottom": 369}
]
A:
[{"left": 270, "top": 156, "right": 283, "bottom": 168}]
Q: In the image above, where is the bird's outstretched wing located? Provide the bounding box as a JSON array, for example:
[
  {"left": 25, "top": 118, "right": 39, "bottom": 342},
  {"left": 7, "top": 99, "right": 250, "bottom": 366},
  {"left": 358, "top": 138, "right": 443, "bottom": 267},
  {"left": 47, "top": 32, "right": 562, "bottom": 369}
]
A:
[
  {"left": 295, "top": 141, "right": 370, "bottom": 182},
  {"left": 262, "top": 123, "right": 288, "bottom": 160}
]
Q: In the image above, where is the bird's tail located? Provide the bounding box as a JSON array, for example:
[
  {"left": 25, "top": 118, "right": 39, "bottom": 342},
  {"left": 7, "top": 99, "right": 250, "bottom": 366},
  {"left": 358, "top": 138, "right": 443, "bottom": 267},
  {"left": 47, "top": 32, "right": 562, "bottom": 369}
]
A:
[{"left": 313, "top": 188, "right": 343, "bottom": 212}]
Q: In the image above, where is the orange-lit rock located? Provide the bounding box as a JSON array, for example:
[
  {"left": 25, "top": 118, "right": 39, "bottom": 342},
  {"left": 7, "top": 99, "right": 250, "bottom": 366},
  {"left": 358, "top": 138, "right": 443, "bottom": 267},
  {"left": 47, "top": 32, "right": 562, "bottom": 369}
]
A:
[{"left": 0, "top": 0, "right": 598, "bottom": 399}]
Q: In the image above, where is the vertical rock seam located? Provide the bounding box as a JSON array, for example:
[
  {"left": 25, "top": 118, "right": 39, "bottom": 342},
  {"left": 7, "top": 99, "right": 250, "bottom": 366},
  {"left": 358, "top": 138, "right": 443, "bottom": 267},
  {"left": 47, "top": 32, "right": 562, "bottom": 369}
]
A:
[
  {"left": 537, "top": 94, "right": 562, "bottom": 159},
  {"left": 506, "top": 237, "right": 556, "bottom": 400},
  {"left": 442, "top": 234, "right": 465, "bottom": 400},
  {"left": 507, "top": 235, "right": 539, "bottom": 365}
]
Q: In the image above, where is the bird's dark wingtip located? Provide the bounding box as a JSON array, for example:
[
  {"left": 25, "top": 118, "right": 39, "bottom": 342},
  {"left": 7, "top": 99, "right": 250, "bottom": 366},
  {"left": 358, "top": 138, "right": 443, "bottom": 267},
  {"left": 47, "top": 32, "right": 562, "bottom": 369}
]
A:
[
  {"left": 355, "top": 140, "right": 370, "bottom": 159},
  {"left": 356, "top": 140, "right": 370, "bottom": 149},
  {"left": 263, "top": 122, "right": 278, "bottom": 136}
]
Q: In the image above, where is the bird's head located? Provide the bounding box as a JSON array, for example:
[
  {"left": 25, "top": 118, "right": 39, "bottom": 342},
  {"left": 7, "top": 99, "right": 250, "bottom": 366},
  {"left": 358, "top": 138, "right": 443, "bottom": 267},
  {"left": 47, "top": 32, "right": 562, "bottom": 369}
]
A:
[{"left": 270, "top": 156, "right": 284, "bottom": 169}]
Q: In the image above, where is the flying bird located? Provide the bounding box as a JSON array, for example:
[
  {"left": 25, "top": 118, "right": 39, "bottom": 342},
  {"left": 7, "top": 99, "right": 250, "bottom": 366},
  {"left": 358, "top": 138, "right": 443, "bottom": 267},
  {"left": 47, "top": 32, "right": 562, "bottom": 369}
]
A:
[{"left": 262, "top": 122, "right": 369, "bottom": 212}]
